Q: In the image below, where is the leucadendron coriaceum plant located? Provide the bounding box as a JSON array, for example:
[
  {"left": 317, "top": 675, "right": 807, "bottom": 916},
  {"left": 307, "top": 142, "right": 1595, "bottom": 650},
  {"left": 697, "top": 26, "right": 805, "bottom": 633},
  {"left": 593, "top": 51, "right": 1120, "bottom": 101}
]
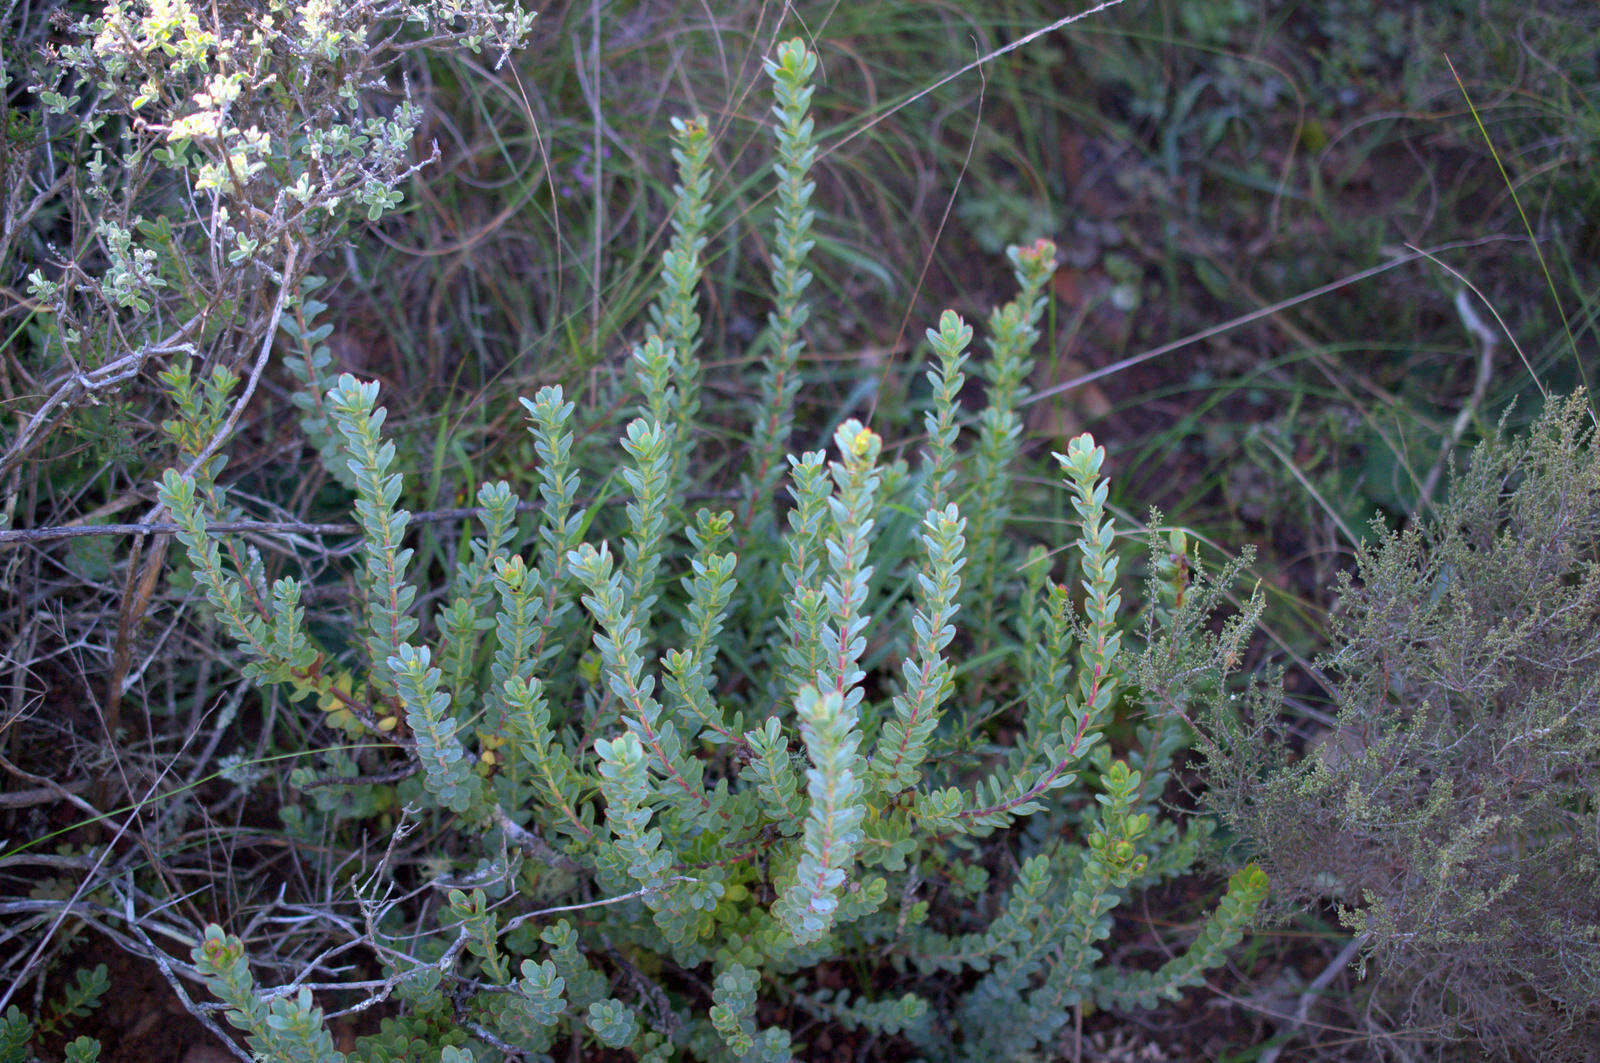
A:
[{"left": 155, "top": 39, "right": 1266, "bottom": 1063}]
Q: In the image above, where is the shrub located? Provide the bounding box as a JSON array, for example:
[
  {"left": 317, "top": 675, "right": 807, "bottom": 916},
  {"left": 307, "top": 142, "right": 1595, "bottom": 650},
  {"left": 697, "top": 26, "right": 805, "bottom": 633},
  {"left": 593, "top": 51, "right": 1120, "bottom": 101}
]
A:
[
  {"left": 1194, "top": 391, "right": 1600, "bottom": 1061},
  {"left": 145, "top": 38, "right": 1267, "bottom": 1062},
  {"left": 2, "top": 0, "right": 532, "bottom": 481}
]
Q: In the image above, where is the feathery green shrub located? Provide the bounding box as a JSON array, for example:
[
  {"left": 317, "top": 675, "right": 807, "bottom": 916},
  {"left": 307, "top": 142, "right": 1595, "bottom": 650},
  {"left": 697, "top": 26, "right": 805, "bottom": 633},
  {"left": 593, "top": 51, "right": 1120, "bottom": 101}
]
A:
[
  {"left": 150, "top": 37, "right": 1267, "bottom": 1063},
  {"left": 1195, "top": 391, "right": 1600, "bottom": 1061}
]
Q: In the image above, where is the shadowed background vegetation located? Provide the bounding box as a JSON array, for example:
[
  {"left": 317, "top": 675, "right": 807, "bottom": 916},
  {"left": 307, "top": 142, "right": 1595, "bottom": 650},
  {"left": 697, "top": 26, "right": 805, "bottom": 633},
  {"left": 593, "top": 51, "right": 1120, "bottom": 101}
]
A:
[{"left": 2, "top": 0, "right": 1597, "bottom": 1059}]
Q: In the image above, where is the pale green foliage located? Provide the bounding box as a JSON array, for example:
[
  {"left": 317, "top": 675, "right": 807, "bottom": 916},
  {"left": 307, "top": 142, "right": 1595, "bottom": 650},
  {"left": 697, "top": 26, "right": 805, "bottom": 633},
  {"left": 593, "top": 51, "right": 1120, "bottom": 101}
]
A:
[
  {"left": 648, "top": 115, "right": 715, "bottom": 495},
  {"left": 195, "top": 926, "right": 344, "bottom": 1063},
  {"left": 966, "top": 239, "right": 1057, "bottom": 646},
  {"left": 0, "top": 1010, "right": 28, "bottom": 1063},
  {"left": 743, "top": 39, "right": 821, "bottom": 531},
  {"left": 0, "top": 966, "right": 110, "bottom": 1063},
  {"left": 282, "top": 278, "right": 361, "bottom": 490},
  {"left": 706, "top": 965, "right": 760, "bottom": 1057},
  {"left": 156, "top": 37, "right": 1264, "bottom": 1063}
]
